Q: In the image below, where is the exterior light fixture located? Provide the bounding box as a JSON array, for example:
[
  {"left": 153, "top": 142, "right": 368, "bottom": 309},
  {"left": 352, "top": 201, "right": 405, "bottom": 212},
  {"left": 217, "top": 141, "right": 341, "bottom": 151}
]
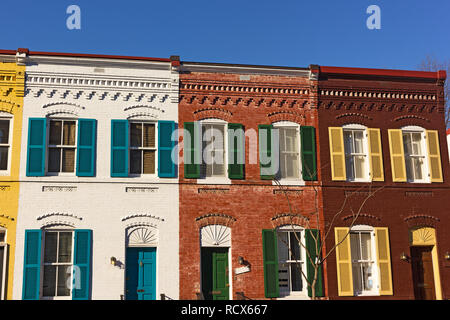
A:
[
  {"left": 400, "top": 252, "right": 409, "bottom": 261},
  {"left": 445, "top": 252, "right": 450, "bottom": 260},
  {"left": 110, "top": 256, "right": 117, "bottom": 266},
  {"left": 238, "top": 256, "right": 244, "bottom": 265}
]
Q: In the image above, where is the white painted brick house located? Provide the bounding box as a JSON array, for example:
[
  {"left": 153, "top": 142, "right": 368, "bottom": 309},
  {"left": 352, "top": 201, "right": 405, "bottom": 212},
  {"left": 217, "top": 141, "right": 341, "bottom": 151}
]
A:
[{"left": 12, "top": 50, "right": 180, "bottom": 300}]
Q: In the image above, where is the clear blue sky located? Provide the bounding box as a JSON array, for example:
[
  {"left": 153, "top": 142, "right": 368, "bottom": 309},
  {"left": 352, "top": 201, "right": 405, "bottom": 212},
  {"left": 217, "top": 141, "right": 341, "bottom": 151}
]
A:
[{"left": 1, "top": 0, "right": 449, "bottom": 70}]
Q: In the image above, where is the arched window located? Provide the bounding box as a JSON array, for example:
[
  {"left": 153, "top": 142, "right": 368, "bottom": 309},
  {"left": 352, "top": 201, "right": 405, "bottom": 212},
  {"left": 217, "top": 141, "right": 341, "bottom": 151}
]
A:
[
  {"left": 0, "top": 113, "right": 13, "bottom": 173},
  {"left": 401, "top": 126, "right": 428, "bottom": 182},
  {"left": 342, "top": 124, "right": 370, "bottom": 182},
  {"left": 273, "top": 121, "right": 301, "bottom": 181}
]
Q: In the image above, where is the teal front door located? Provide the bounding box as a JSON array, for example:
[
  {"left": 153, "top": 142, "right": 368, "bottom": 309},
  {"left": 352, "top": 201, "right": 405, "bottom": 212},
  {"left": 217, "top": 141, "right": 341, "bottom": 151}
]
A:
[
  {"left": 201, "top": 247, "right": 229, "bottom": 300},
  {"left": 125, "top": 247, "right": 156, "bottom": 300}
]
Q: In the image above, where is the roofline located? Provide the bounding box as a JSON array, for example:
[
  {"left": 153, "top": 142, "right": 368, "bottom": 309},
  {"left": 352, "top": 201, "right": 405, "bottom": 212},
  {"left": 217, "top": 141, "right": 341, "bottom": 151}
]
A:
[
  {"left": 182, "top": 60, "right": 309, "bottom": 71},
  {"left": 319, "top": 66, "right": 446, "bottom": 80}
]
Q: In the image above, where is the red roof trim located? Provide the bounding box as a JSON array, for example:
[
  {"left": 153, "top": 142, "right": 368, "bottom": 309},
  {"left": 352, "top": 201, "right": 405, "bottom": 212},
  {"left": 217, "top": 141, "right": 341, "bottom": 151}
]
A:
[
  {"left": 0, "top": 49, "right": 17, "bottom": 55},
  {"left": 320, "top": 66, "right": 445, "bottom": 80}
]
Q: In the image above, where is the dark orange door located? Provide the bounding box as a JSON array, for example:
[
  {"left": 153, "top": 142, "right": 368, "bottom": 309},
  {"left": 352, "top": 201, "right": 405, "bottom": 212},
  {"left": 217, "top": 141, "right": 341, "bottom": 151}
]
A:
[{"left": 411, "top": 246, "right": 436, "bottom": 300}]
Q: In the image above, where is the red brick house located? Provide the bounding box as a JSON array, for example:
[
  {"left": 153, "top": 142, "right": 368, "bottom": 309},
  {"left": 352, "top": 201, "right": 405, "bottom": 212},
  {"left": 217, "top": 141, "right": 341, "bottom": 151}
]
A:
[
  {"left": 177, "top": 62, "right": 326, "bottom": 300},
  {"left": 316, "top": 66, "right": 449, "bottom": 300}
]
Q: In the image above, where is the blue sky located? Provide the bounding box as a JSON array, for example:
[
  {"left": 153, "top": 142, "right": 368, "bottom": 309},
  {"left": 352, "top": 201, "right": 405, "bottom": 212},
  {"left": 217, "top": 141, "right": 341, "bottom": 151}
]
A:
[{"left": 1, "top": 0, "right": 449, "bottom": 70}]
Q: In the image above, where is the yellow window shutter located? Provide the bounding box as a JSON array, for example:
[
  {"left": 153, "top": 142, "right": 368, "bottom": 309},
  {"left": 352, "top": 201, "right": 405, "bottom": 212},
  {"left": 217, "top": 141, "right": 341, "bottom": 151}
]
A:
[
  {"left": 375, "top": 227, "right": 393, "bottom": 295},
  {"left": 328, "top": 127, "right": 346, "bottom": 181},
  {"left": 367, "top": 128, "right": 384, "bottom": 181},
  {"left": 334, "top": 227, "right": 353, "bottom": 296},
  {"left": 388, "top": 129, "right": 406, "bottom": 182},
  {"left": 425, "top": 130, "right": 443, "bottom": 182}
]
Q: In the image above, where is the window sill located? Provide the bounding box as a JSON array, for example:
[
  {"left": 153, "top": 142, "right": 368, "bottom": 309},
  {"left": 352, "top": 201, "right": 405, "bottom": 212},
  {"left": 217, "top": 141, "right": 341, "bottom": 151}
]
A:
[
  {"left": 278, "top": 292, "right": 310, "bottom": 300},
  {"left": 272, "top": 179, "right": 305, "bottom": 186}
]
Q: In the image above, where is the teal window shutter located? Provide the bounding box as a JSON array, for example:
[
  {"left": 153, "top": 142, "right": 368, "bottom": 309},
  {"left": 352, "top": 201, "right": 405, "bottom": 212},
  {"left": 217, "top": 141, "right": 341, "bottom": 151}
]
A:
[
  {"left": 228, "top": 123, "right": 245, "bottom": 179},
  {"left": 158, "top": 120, "right": 177, "bottom": 177},
  {"left": 305, "top": 229, "right": 324, "bottom": 297},
  {"left": 26, "top": 118, "right": 46, "bottom": 176},
  {"left": 22, "top": 229, "right": 42, "bottom": 300},
  {"left": 262, "top": 229, "right": 279, "bottom": 298},
  {"left": 301, "top": 126, "right": 317, "bottom": 181},
  {"left": 76, "top": 119, "right": 97, "bottom": 177},
  {"left": 111, "top": 120, "right": 128, "bottom": 177},
  {"left": 183, "top": 122, "right": 200, "bottom": 179},
  {"left": 73, "top": 230, "right": 92, "bottom": 300},
  {"left": 258, "top": 125, "right": 275, "bottom": 180}
]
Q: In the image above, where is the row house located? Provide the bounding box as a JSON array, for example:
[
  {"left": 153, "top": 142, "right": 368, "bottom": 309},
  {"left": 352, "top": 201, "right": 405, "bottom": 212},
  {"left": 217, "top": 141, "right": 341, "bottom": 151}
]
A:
[
  {"left": 0, "top": 52, "right": 25, "bottom": 300},
  {"left": 178, "top": 62, "right": 325, "bottom": 300},
  {"left": 315, "top": 66, "right": 449, "bottom": 300},
  {"left": 9, "top": 49, "right": 180, "bottom": 300}
]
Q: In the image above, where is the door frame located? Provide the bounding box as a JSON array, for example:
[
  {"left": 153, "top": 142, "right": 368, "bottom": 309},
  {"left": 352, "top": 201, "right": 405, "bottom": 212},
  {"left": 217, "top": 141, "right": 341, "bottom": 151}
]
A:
[
  {"left": 0, "top": 242, "right": 7, "bottom": 300},
  {"left": 409, "top": 227, "right": 442, "bottom": 300}
]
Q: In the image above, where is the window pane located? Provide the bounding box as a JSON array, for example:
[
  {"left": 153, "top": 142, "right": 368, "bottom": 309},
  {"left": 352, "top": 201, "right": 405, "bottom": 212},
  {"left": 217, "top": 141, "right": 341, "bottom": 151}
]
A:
[
  {"left": 143, "top": 124, "right": 155, "bottom": 148},
  {"left": 62, "top": 148, "right": 75, "bottom": 172},
  {"left": 344, "top": 131, "right": 354, "bottom": 154},
  {"left": 63, "top": 121, "right": 76, "bottom": 146},
  {"left": 411, "top": 133, "right": 422, "bottom": 155},
  {"left": 130, "top": 123, "right": 142, "bottom": 147},
  {"left": 352, "top": 264, "right": 363, "bottom": 294},
  {"left": 362, "top": 263, "right": 374, "bottom": 291},
  {"left": 284, "top": 128, "right": 298, "bottom": 153},
  {"left": 277, "top": 232, "right": 289, "bottom": 262},
  {"left": 403, "top": 133, "right": 412, "bottom": 155},
  {"left": 0, "top": 120, "right": 10, "bottom": 144},
  {"left": 353, "top": 131, "right": 364, "bottom": 153},
  {"left": 143, "top": 150, "right": 155, "bottom": 174},
  {"left": 44, "top": 232, "right": 58, "bottom": 263},
  {"left": 130, "top": 150, "right": 142, "bottom": 174},
  {"left": 0, "top": 147, "right": 8, "bottom": 170},
  {"left": 289, "top": 232, "right": 301, "bottom": 261},
  {"left": 58, "top": 232, "right": 72, "bottom": 263},
  {"left": 49, "top": 121, "right": 62, "bottom": 145},
  {"left": 0, "top": 246, "right": 3, "bottom": 291},
  {"left": 345, "top": 155, "right": 355, "bottom": 181},
  {"left": 290, "top": 263, "right": 303, "bottom": 291},
  {"left": 0, "top": 231, "right": 5, "bottom": 242},
  {"left": 48, "top": 148, "right": 61, "bottom": 172},
  {"left": 350, "top": 233, "right": 361, "bottom": 261},
  {"left": 354, "top": 156, "right": 365, "bottom": 179},
  {"left": 360, "top": 233, "right": 372, "bottom": 260},
  {"left": 412, "top": 157, "right": 423, "bottom": 180},
  {"left": 57, "top": 266, "right": 71, "bottom": 296},
  {"left": 42, "top": 265, "right": 56, "bottom": 297}
]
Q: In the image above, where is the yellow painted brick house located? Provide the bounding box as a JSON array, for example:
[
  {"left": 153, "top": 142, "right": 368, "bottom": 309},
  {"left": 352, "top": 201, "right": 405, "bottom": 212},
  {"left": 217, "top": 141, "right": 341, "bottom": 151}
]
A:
[{"left": 0, "top": 59, "right": 25, "bottom": 300}]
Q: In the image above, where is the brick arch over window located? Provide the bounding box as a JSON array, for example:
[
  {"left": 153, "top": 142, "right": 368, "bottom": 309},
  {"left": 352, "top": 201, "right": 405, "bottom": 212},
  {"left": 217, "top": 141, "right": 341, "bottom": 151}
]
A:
[
  {"left": 0, "top": 100, "right": 18, "bottom": 114},
  {"left": 404, "top": 215, "right": 440, "bottom": 229},
  {"left": 195, "top": 213, "right": 236, "bottom": 229},
  {"left": 270, "top": 213, "right": 310, "bottom": 229},
  {"left": 267, "top": 111, "right": 305, "bottom": 125},
  {"left": 391, "top": 114, "right": 432, "bottom": 129},
  {"left": 334, "top": 113, "right": 373, "bottom": 127},
  {"left": 341, "top": 213, "right": 382, "bottom": 227},
  {"left": 193, "top": 108, "right": 232, "bottom": 122}
]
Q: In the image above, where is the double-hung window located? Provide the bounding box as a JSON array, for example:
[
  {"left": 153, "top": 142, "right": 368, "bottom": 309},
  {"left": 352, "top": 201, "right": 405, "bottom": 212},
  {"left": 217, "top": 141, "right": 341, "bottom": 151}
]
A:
[
  {"left": 201, "top": 122, "right": 226, "bottom": 178},
  {"left": 42, "top": 230, "right": 74, "bottom": 298},
  {"left": 277, "top": 228, "right": 307, "bottom": 297},
  {"left": 349, "top": 229, "right": 378, "bottom": 296},
  {"left": 402, "top": 130, "right": 426, "bottom": 182},
  {"left": 343, "top": 128, "right": 369, "bottom": 181},
  {"left": 0, "top": 117, "right": 12, "bottom": 172},
  {"left": 48, "top": 120, "right": 77, "bottom": 174},
  {"left": 277, "top": 126, "right": 300, "bottom": 180},
  {"left": 129, "top": 122, "right": 156, "bottom": 175}
]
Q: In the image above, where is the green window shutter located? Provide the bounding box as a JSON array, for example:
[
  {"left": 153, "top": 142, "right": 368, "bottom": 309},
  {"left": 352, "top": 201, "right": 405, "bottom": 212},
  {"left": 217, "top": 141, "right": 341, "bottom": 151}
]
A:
[
  {"left": 262, "top": 229, "right": 279, "bottom": 298},
  {"left": 184, "top": 122, "right": 200, "bottom": 179},
  {"left": 111, "top": 120, "right": 128, "bottom": 177},
  {"left": 158, "top": 120, "right": 177, "bottom": 178},
  {"left": 22, "top": 229, "right": 42, "bottom": 300},
  {"left": 73, "top": 230, "right": 92, "bottom": 300},
  {"left": 259, "top": 125, "right": 275, "bottom": 180},
  {"left": 228, "top": 123, "right": 244, "bottom": 179},
  {"left": 76, "top": 119, "right": 97, "bottom": 177},
  {"left": 305, "top": 229, "right": 324, "bottom": 297},
  {"left": 301, "top": 126, "right": 317, "bottom": 181},
  {"left": 26, "top": 118, "right": 46, "bottom": 176}
]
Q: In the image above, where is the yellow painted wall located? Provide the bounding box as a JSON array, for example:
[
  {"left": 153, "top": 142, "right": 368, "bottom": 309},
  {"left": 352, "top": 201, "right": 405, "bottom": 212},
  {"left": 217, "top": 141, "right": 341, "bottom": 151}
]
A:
[{"left": 0, "top": 62, "right": 25, "bottom": 300}]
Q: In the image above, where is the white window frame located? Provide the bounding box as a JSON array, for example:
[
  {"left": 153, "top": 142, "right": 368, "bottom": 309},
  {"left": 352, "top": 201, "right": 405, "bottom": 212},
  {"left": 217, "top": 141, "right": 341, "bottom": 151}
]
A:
[
  {"left": 401, "top": 125, "right": 430, "bottom": 183},
  {"left": 0, "top": 115, "right": 13, "bottom": 176},
  {"left": 349, "top": 225, "right": 379, "bottom": 297},
  {"left": 342, "top": 124, "right": 371, "bottom": 182},
  {"left": 41, "top": 229, "right": 74, "bottom": 300},
  {"left": 46, "top": 118, "right": 78, "bottom": 176},
  {"left": 0, "top": 228, "right": 7, "bottom": 300},
  {"left": 198, "top": 119, "right": 231, "bottom": 184},
  {"left": 277, "top": 225, "right": 309, "bottom": 299},
  {"left": 128, "top": 120, "right": 158, "bottom": 177}
]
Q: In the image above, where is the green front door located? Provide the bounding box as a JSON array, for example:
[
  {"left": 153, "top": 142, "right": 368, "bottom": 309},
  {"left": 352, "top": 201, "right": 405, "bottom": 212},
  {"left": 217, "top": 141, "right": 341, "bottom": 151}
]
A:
[{"left": 201, "top": 247, "right": 229, "bottom": 300}]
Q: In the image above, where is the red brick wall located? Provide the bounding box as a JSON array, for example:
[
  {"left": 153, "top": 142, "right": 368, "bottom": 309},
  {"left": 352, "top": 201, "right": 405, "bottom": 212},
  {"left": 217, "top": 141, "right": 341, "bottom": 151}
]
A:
[
  {"left": 317, "top": 72, "right": 450, "bottom": 299},
  {"left": 178, "top": 70, "right": 325, "bottom": 299}
]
